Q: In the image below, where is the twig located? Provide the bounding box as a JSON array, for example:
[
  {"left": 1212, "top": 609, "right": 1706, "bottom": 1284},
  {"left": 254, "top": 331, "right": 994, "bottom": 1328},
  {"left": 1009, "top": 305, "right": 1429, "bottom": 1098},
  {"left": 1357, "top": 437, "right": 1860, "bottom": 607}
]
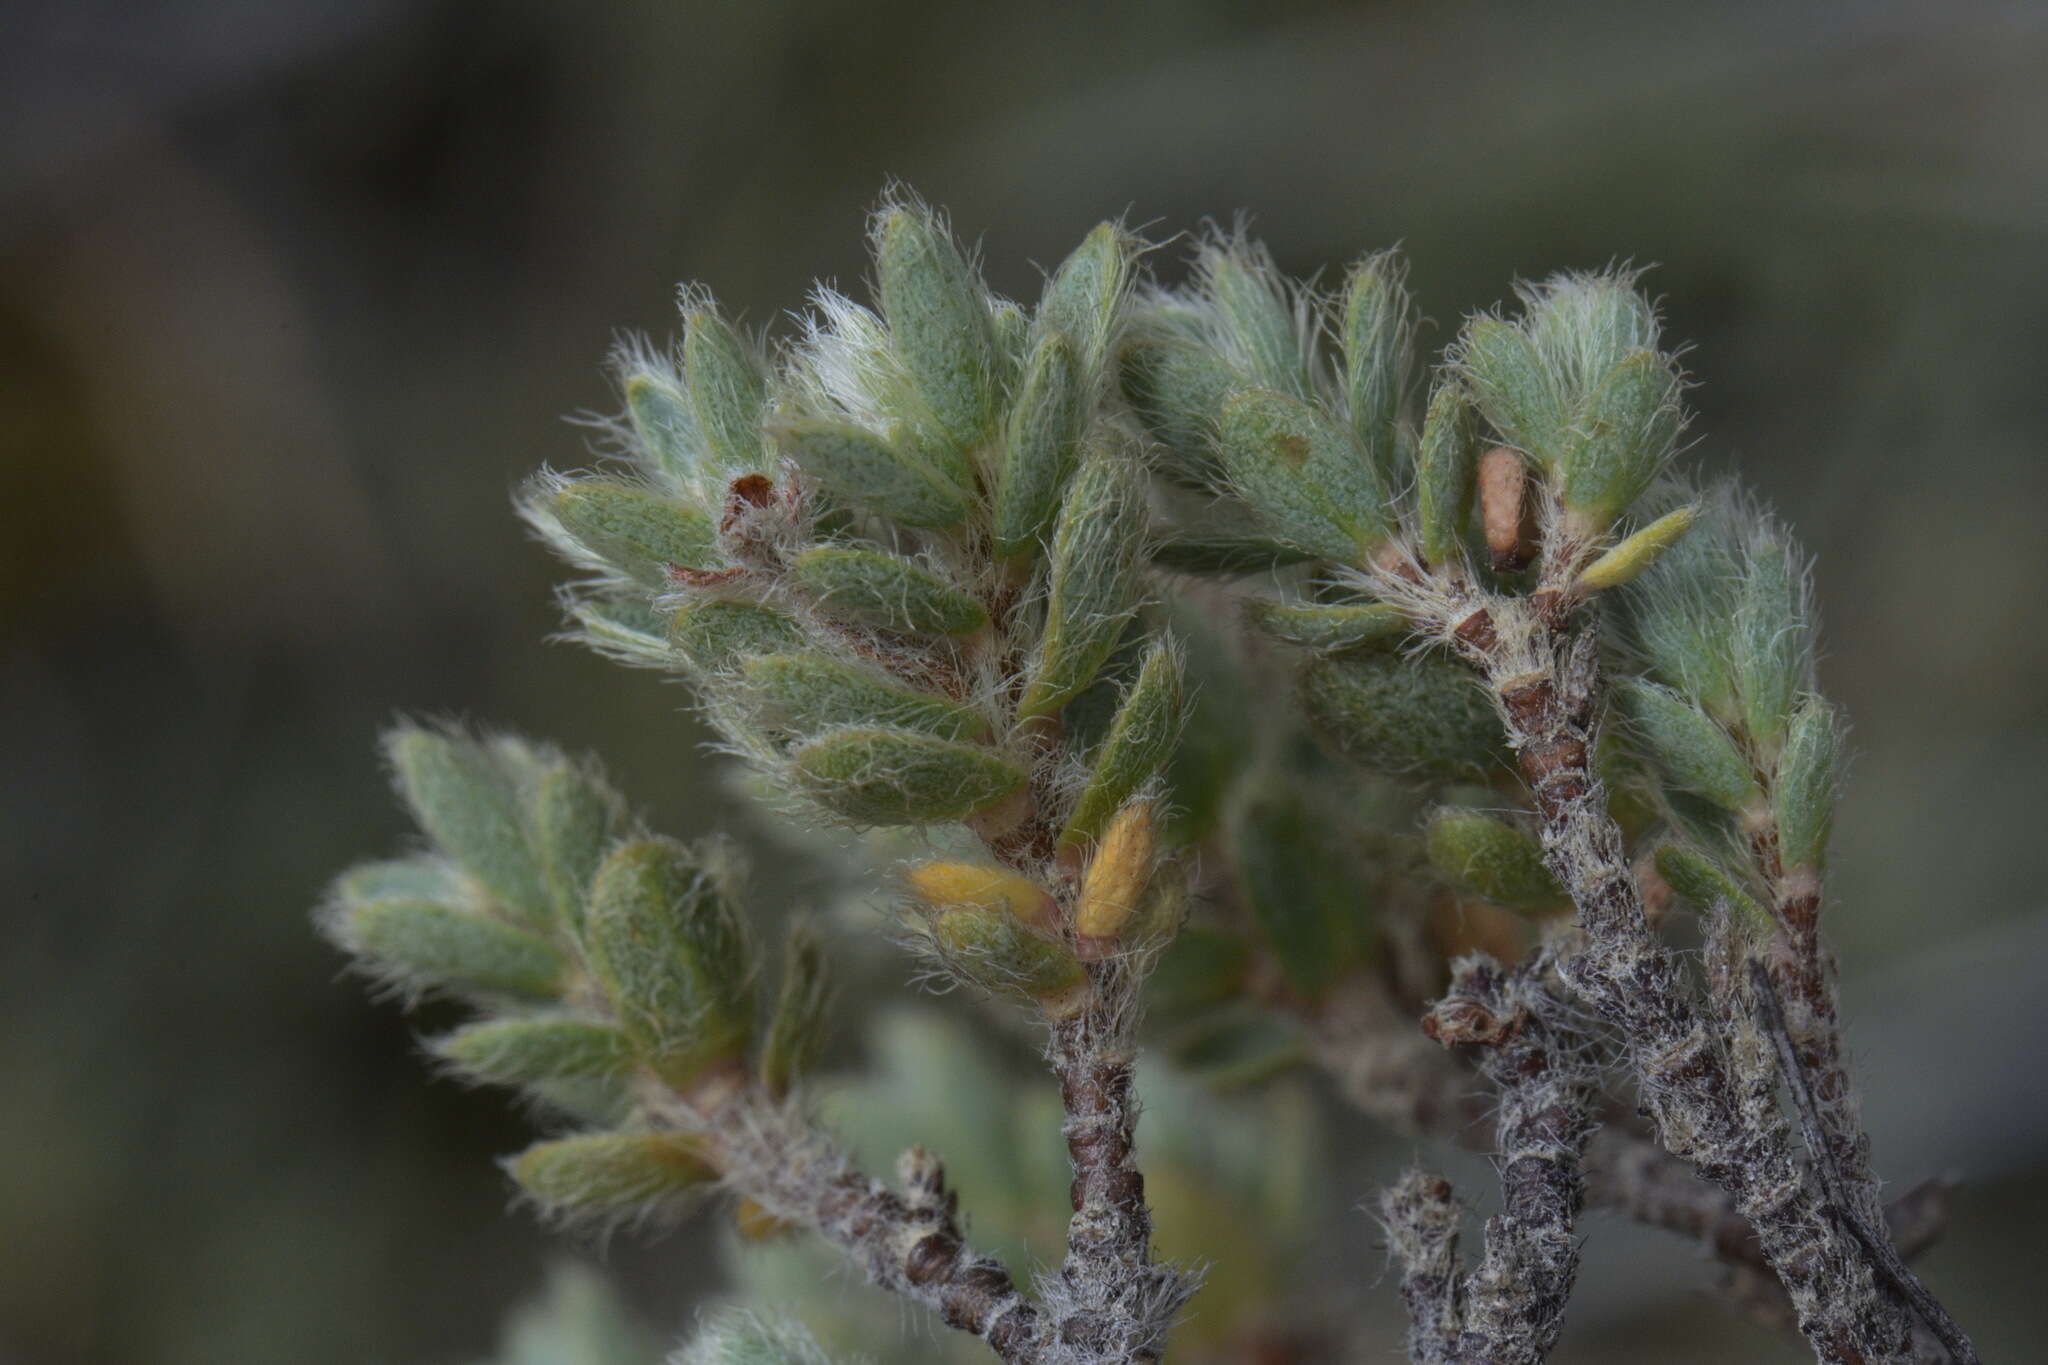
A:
[
  {"left": 1381, "top": 1169, "right": 1464, "bottom": 1365},
  {"left": 686, "top": 1085, "right": 1046, "bottom": 1362},
  {"left": 1761, "top": 849, "right": 1885, "bottom": 1230},
  {"left": 1417, "top": 953, "right": 1599, "bottom": 1364},
  {"left": 1043, "top": 958, "right": 1198, "bottom": 1363},
  {"left": 1365, "top": 557, "right": 1923, "bottom": 1364},
  {"left": 1747, "top": 961, "right": 1979, "bottom": 1364},
  {"left": 1299, "top": 894, "right": 1956, "bottom": 1342}
]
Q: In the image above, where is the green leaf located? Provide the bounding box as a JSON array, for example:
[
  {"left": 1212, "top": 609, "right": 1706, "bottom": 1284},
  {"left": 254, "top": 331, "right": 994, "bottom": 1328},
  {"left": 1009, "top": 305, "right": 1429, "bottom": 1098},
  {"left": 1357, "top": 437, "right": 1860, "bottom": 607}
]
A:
[
  {"left": 1340, "top": 248, "right": 1413, "bottom": 479},
  {"left": 1230, "top": 779, "right": 1369, "bottom": 997},
  {"left": 1524, "top": 272, "right": 1660, "bottom": 393},
  {"left": 1144, "top": 924, "right": 1251, "bottom": 1018},
  {"left": 1455, "top": 316, "right": 1567, "bottom": 467},
  {"left": 993, "top": 328, "right": 1085, "bottom": 557},
  {"left": 568, "top": 596, "right": 674, "bottom": 667},
  {"left": 1019, "top": 428, "right": 1147, "bottom": 717},
  {"left": 549, "top": 479, "right": 719, "bottom": 587},
  {"left": 1733, "top": 538, "right": 1805, "bottom": 756},
  {"left": 510, "top": 1131, "right": 717, "bottom": 1222},
  {"left": 621, "top": 366, "right": 697, "bottom": 490},
  {"left": 583, "top": 838, "right": 752, "bottom": 1086},
  {"left": 1060, "top": 639, "right": 1186, "bottom": 849},
  {"left": 341, "top": 898, "right": 566, "bottom": 999},
  {"left": 675, "top": 1313, "right": 845, "bottom": 1365},
  {"left": 1299, "top": 652, "right": 1505, "bottom": 779},
  {"left": 792, "top": 728, "right": 1027, "bottom": 825},
  {"left": 1424, "top": 809, "right": 1565, "bottom": 913},
  {"left": 1039, "top": 221, "right": 1136, "bottom": 377},
  {"left": 874, "top": 205, "right": 995, "bottom": 452},
  {"left": 770, "top": 418, "right": 968, "bottom": 529},
  {"left": 1576, "top": 505, "right": 1697, "bottom": 592},
  {"left": 1559, "top": 350, "right": 1683, "bottom": 533},
  {"left": 759, "top": 922, "right": 832, "bottom": 1098},
  {"left": 1149, "top": 534, "right": 1318, "bottom": 576},
  {"left": 527, "top": 761, "right": 631, "bottom": 927},
  {"left": 1198, "top": 238, "right": 1309, "bottom": 396},
  {"left": 1414, "top": 381, "right": 1478, "bottom": 568},
  {"left": 1654, "top": 844, "right": 1769, "bottom": 930},
  {"left": 1247, "top": 599, "right": 1406, "bottom": 653},
  {"left": 669, "top": 598, "right": 807, "bottom": 675},
  {"left": 331, "top": 855, "right": 464, "bottom": 907},
  {"left": 1121, "top": 329, "right": 1241, "bottom": 483},
  {"left": 786, "top": 545, "right": 987, "bottom": 636},
  {"left": 740, "top": 651, "right": 985, "bottom": 742},
  {"left": 1217, "top": 388, "right": 1393, "bottom": 566},
  {"left": 436, "top": 1016, "right": 636, "bottom": 1088},
  {"left": 928, "top": 902, "right": 1087, "bottom": 1013},
  {"left": 1615, "top": 678, "right": 1762, "bottom": 814},
  {"left": 385, "top": 727, "right": 552, "bottom": 923},
  {"left": 682, "top": 307, "right": 769, "bottom": 480},
  {"left": 1774, "top": 697, "right": 1840, "bottom": 871}
]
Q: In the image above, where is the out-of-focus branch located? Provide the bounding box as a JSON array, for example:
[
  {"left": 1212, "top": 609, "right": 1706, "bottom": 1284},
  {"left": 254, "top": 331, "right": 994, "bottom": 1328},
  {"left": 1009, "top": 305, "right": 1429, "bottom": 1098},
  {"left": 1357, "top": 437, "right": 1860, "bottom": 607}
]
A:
[{"left": 1406, "top": 952, "right": 1598, "bottom": 1364}]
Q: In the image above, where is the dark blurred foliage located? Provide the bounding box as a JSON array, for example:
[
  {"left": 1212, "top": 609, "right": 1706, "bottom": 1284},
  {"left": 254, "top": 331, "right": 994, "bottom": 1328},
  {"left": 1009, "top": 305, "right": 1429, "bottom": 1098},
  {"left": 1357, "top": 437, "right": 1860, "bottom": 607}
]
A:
[{"left": 4, "top": 1, "right": 2047, "bottom": 1361}]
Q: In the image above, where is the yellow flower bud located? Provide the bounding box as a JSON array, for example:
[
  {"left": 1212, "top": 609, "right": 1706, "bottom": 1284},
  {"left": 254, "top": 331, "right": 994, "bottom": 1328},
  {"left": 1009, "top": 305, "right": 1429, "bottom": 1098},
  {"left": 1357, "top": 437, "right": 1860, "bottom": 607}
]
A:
[
  {"left": 1075, "top": 802, "right": 1157, "bottom": 954},
  {"left": 905, "top": 861, "right": 1059, "bottom": 932}
]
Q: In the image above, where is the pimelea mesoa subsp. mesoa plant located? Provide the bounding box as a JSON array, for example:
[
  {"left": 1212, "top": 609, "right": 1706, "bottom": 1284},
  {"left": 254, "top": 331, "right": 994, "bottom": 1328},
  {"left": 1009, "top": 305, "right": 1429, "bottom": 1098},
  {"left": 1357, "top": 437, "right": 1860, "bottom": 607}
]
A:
[{"left": 321, "top": 194, "right": 1979, "bottom": 1365}]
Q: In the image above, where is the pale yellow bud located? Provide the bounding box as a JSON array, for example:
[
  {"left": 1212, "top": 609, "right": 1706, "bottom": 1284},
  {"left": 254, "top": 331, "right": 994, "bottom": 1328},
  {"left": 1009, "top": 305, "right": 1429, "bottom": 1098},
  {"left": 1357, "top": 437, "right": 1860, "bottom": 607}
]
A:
[
  {"left": 904, "top": 861, "right": 1060, "bottom": 932},
  {"left": 1075, "top": 802, "right": 1157, "bottom": 954}
]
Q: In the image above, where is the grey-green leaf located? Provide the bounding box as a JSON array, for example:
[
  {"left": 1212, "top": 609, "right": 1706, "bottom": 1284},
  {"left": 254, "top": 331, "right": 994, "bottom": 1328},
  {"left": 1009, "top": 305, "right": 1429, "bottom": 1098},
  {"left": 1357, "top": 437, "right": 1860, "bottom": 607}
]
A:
[
  {"left": 1774, "top": 697, "right": 1840, "bottom": 872},
  {"left": 1231, "top": 780, "right": 1369, "bottom": 997},
  {"left": 670, "top": 598, "right": 808, "bottom": 675},
  {"left": 1019, "top": 427, "right": 1147, "bottom": 717},
  {"left": 527, "top": 761, "right": 631, "bottom": 927},
  {"left": 874, "top": 205, "right": 995, "bottom": 451},
  {"left": 1654, "top": 844, "right": 1769, "bottom": 930},
  {"left": 994, "top": 327, "right": 1086, "bottom": 557},
  {"left": 682, "top": 308, "right": 768, "bottom": 479},
  {"left": 1415, "top": 381, "right": 1479, "bottom": 569},
  {"left": 1425, "top": 808, "right": 1565, "bottom": 913},
  {"left": 1616, "top": 677, "right": 1762, "bottom": 814},
  {"left": 1060, "top": 638, "right": 1185, "bottom": 849},
  {"left": 548, "top": 479, "right": 719, "bottom": 587},
  {"left": 1559, "top": 350, "right": 1683, "bottom": 533},
  {"left": 772, "top": 418, "right": 968, "bottom": 529},
  {"left": 342, "top": 898, "right": 567, "bottom": 999},
  {"left": 759, "top": 922, "right": 832, "bottom": 1098},
  {"left": 785, "top": 545, "right": 987, "bottom": 636},
  {"left": 1455, "top": 316, "right": 1567, "bottom": 467},
  {"left": 510, "top": 1131, "right": 716, "bottom": 1223},
  {"left": 792, "top": 728, "right": 1028, "bottom": 825},
  {"left": 583, "top": 838, "right": 752, "bottom": 1086},
  {"left": 621, "top": 367, "right": 697, "bottom": 489},
  {"left": 1341, "top": 249, "right": 1413, "bottom": 479},
  {"left": 1218, "top": 388, "right": 1392, "bottom": 566},
  {"left": 1300, "top": 652, "right": 1506, "bottom": 779},
  {"left": 1734, "top": 538, "right": 1805, "bottom": 756},
  {"left": 385, "top": 727, "right": 552, "bottom": 923},
  {"left": 741, "top": 651, "right": 985, "bottom": 742},
  {"left": 436, "top": 1016, "right": 637, "bottom": 1088},
  {"left": 1247, "top": 599, "right": 1407, "bottom": 653},
  {"left": 1039, "top": 221, "right": 1136, "bottom": 378}
]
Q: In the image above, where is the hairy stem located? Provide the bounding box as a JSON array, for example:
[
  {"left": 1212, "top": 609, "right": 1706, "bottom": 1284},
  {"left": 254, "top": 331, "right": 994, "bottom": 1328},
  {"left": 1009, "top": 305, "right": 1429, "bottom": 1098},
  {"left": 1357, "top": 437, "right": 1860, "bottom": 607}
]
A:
[
  {"left": 1428, "top": 586, "right": 1921, "bottom": 1364},
  {"left": 1382, "top": 1170, "right": 1464, "bottom": 1365},
  {"left": 1749, "top": 962, "right": 1979, "bottom": 1363},
  {"left": 680, "top": 1082, "right": 1045, "bottom": 1363},
  {"left": 1765, "top": 859, "right": 1883, "bottom": 1228},
  {"left": 1418, "top": 953, "right": 1599, "bottom": 1364},
  {"left": 1045, "top": 960, "right": 1196, "bottom": 1363}
]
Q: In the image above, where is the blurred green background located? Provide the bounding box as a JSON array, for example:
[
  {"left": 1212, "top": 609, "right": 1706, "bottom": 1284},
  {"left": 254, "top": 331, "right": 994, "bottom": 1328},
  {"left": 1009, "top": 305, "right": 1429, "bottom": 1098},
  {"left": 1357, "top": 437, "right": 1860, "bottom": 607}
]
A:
[{"left": 5, "top": 0, "right": 2047, "bottom": 1360}]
